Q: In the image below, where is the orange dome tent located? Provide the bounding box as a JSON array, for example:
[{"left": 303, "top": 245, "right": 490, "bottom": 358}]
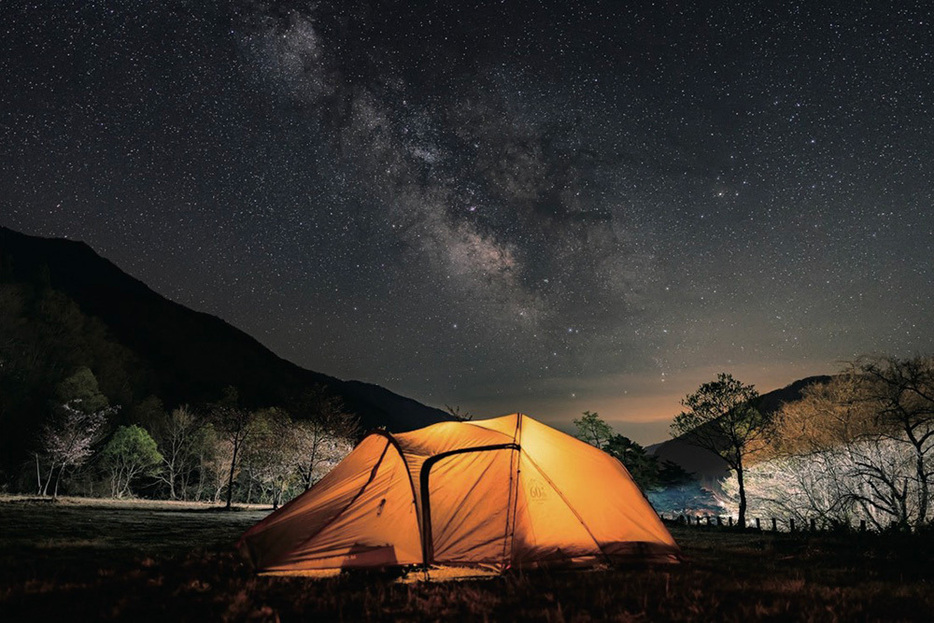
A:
[{"left": 238, "top": 413, "right": 679, "bottom": 573}]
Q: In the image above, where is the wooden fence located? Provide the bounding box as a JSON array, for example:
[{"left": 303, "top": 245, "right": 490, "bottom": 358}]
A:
[{"left": 659, "top": 513, "right": 874, "bottom": 533}]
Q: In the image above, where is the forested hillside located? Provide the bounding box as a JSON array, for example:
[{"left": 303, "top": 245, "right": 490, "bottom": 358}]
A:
[{"left": 0, "top": 226, "right": 450, "bottom": 495}]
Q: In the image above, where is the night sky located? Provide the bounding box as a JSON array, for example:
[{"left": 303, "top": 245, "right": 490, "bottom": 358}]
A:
[{"left": 2, "top": 1, "right": 932, "bottom": 443}]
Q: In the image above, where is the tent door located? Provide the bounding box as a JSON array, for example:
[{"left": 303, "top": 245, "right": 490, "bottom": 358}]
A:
[{"left": 420, "top": 444, "right": 519, "bottom": 566}]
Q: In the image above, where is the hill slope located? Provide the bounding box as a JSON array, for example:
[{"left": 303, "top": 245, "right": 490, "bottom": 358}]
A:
[{"left": 0, "top": 226, "right": 451, "bottom": 434}]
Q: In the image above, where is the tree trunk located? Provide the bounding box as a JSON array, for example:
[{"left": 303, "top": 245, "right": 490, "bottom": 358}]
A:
[
  {"left": 225, "top": 443, "right": 239, "bottom": 510},
  {"left": 42, "top": 462, "right": 56, "bottom": 496},
  {"left": 168, "top": 466, "right": 177, "bottom": 500},
  {"left": 53, "top": 466, "right": 63, "bottom": 499},
  {"left": 179, "top": 471, "right": 189, "bottom": 501},
  {"left": 195, "top": 454, "right": 206, "bottom": 501},
  {"left": 915, "top": 446, "right": 928, "bottom": 528},
  {"left": 120, "top": 467, "right": 135, "bottom": 498},
  {"left": 305, "top": 438, "right": 319, "bottom": 490},
  {"left": 736, "top": 463, "right": 747, "bottom": 529},
  {"left": 35, "top": 454, "right": 42, "bottom": 495}
]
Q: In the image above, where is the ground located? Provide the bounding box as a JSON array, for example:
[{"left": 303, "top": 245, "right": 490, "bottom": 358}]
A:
[{"left": 1, "top": 496, "right": 932, "bottom": 621}]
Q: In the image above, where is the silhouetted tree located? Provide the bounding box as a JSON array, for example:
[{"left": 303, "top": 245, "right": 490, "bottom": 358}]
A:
[
  {"left": 573, "top": 411, "right": 687, "bottom": 492},
  {"left": 574, "top": 410, "right": 613, "bottom": 448},
  {"left": 211, "top": 387, "right": 255, "bottom": 509},
  {"left": 657, "top": 457, "right": 693, "bottom": 489},
  {"left": 604, "top": 434, "right": 659, "bottom": 491},
  {"left": 291, "top": 386, "right": 359, "bottom": 490},
  {"left": 672, "top": 373, "right": 764, "bottom": 528},
  {"left": 241, "top": 408, "right": 299, "bottom": 508},
  {"left": 858, "top": 355, "right": 934, "bottom": 528},
  {"left": 445, "top": 404, "right": 473, "bottom": 421}
]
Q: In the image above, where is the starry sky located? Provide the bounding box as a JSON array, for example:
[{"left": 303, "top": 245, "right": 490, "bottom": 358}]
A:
[{"left": 2, "top": 1, "right": 932, "bottom": 443}]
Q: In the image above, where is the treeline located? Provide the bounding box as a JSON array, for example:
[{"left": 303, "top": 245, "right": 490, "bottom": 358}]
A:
[
  {"left": 30, "top": 369, "right": 357, "bottom": 506},
  {"left": 0, "top": 273, "right": 358, "bottom": 505}
]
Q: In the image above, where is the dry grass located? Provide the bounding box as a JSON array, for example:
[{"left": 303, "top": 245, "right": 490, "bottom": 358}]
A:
[
  {"left": 1, "top": 497, "right": 932, "bottom": 621},
  {"left": 0, "top": 493, "right": 270, "bottom": 510}
]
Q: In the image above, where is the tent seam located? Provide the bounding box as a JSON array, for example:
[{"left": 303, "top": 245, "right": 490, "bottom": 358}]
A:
[
  {"left": 368, "top": 430, "right": 421, "bottom": 526},
  {"left": 502, "top": 413, "right": 523, "bottom": 569}
]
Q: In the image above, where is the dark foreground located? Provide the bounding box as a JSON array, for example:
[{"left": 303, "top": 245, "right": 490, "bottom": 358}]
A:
[{"left": 1, "top": 498, "right": 932, "bottom": 621}]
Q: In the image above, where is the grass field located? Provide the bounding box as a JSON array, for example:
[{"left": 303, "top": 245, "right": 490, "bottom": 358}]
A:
[{"left": 2, "top": 496, "right": 933, "bottom": 621}]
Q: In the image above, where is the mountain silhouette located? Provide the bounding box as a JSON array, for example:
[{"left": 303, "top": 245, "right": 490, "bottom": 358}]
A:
[{"left": 0, "top": 226, "right": 452, "bottom": 434}]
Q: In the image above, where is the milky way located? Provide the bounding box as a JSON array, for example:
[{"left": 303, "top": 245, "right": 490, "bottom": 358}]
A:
[{"left": 2, "top": 1, "right": 932, "bottom": 442}]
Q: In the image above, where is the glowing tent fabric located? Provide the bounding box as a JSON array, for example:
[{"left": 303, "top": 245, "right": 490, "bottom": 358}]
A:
[{"left": 238, "top": 413, "right": 679, "bottom": 573}]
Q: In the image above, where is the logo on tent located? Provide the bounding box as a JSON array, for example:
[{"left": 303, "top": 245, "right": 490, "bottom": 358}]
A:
[{"left": 527, "top": 478, "right": 548, "bottom": 502}]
